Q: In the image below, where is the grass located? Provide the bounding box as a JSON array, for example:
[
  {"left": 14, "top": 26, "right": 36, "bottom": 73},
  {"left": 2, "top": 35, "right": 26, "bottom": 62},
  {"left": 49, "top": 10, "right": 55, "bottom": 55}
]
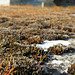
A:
[
  {"left": 0, "top": 56, "right": 17, "bottom": 75},
  {"left": 0, "top": 5, "right": 75, "bottom": 75},
  {"left": 0, "top": 5, "right": 75, "bottom": 18}
]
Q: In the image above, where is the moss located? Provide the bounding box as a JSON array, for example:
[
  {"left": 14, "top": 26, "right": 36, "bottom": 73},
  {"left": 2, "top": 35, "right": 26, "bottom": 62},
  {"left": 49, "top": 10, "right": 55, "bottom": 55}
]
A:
[{"left": 68, "top": 64, "right": 75, "bottom": 75}]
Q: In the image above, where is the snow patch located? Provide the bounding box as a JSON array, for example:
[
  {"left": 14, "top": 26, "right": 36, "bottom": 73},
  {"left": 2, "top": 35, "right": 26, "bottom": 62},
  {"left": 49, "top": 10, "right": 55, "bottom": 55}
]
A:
[
  {"left": 71, "top": 14, "right": 75, "bottom": 16},
  {"left": 51, "top": 60, "right": 63, "bottom": 65},
  {"left": 36, "top": 40, "right": 71, "bottom": 51}
]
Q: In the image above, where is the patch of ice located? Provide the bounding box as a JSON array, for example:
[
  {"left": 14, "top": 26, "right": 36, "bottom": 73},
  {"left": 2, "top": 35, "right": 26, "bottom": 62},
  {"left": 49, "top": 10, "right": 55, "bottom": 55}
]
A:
[
  {"left": 36, "top": 40, "right": 71, "bottom": 51},
  {"left": 47, "top": 52, "right": 75, "bottom": 73},
  {"left": 51, "top": 60, "right": 63, "bottom": 65}
]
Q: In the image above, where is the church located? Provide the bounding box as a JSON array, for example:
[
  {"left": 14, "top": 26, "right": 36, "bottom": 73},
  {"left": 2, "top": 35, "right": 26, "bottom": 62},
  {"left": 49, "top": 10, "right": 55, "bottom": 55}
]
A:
[{"left": 0, "top": 0, "right": 75, "bottom": 6}]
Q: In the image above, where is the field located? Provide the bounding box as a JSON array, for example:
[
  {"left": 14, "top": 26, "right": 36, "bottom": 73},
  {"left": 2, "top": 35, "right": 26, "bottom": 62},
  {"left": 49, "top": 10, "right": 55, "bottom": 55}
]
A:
[{"left": 0, "top": 5, "right": 75, "bottom": 75}]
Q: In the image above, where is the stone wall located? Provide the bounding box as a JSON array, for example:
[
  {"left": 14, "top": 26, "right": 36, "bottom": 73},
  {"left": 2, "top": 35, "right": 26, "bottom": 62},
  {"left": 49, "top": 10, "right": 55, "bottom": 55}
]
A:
[
  {"left": 10, "top": 0, "right": 42, "bottom": 5},
  {"left": 10, "top": 0, "right": 75, "bottom": 6},
  {"left": 10, "top": 0, "right": 56, "bottom": 6}
]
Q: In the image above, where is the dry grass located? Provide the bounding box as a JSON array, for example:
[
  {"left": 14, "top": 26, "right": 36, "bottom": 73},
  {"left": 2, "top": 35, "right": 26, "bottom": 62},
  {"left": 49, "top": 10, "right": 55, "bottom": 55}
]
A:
[
  {"left": 0, "top": 5, "right": 75, "bottom": 75},
  {"left": 0, "top": 5, "right": 75, "bottom": 18}
]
